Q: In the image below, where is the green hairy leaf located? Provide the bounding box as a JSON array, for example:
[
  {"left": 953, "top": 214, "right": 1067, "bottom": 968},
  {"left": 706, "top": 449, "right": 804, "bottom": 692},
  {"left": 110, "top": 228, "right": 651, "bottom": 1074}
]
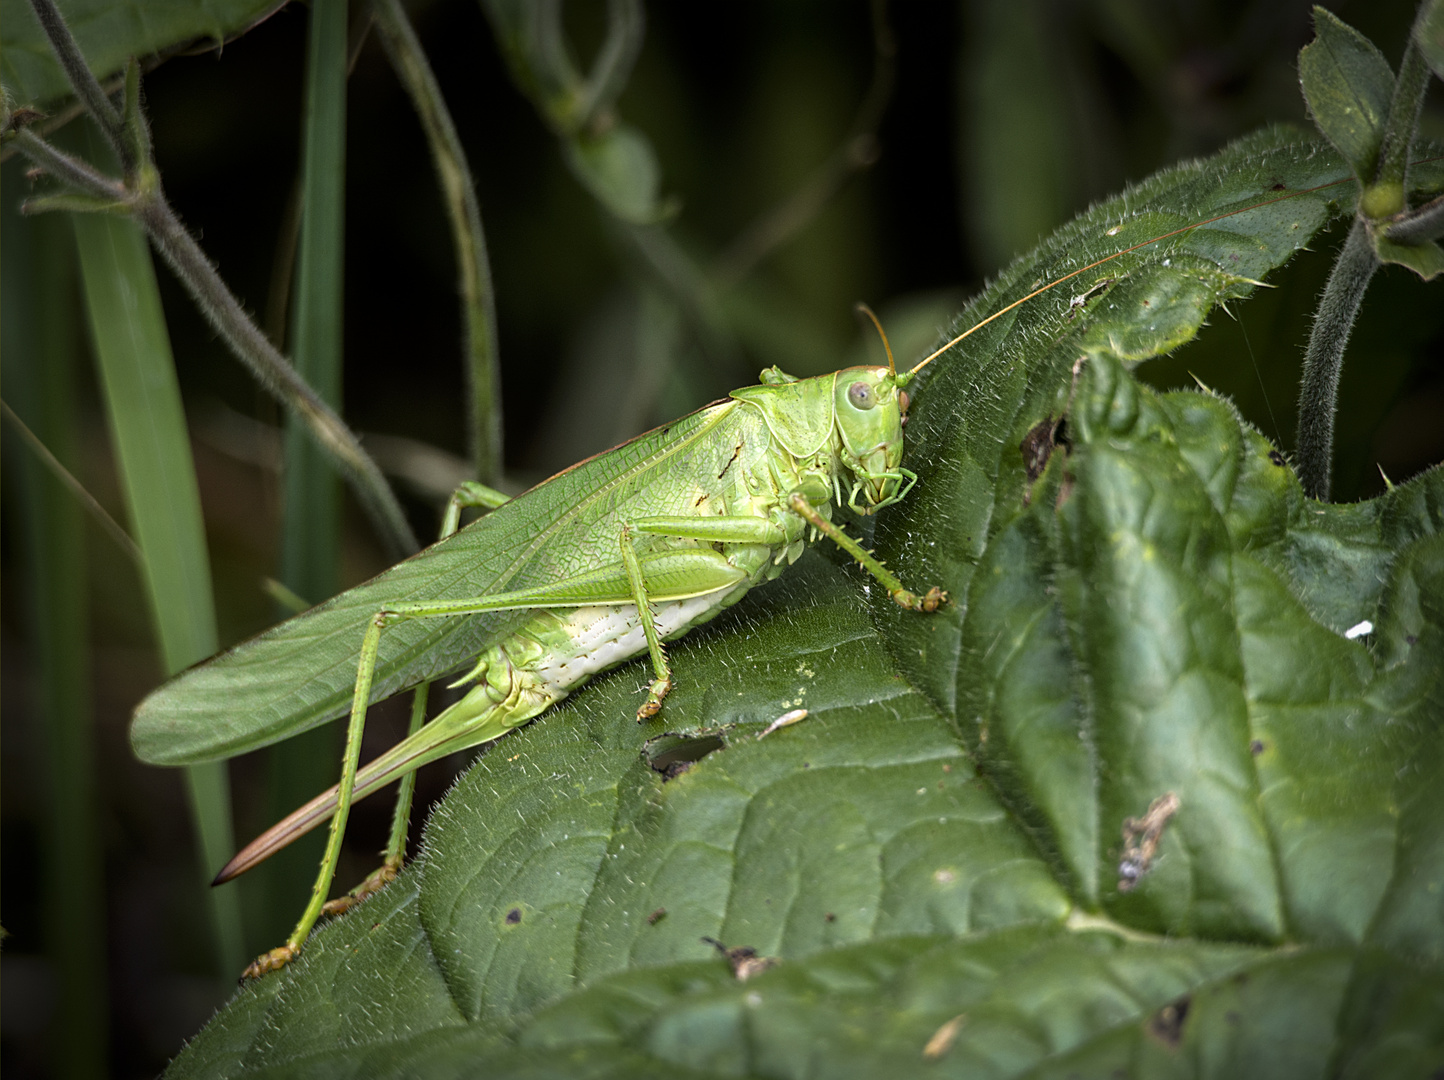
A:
[
  {"left": 167, "top": 130, "right": 1444, "bottom": 1077},
  {"left": 0, "top": 0, "right": 285, "bottom": 106},
  {"left": 1298, "top": 7, "right": 1398, "bottom": 183}
]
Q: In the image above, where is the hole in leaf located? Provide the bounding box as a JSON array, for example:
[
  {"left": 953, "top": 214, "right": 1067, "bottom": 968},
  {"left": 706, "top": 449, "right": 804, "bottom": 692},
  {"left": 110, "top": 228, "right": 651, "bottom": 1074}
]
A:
[
  {"left": 643, "top": 731, "right": 726, "bottom": 780},
  {"left": 1146, "top": 996, "right": 1191, "bottom": 1048},
  {"left": 1020, "top": 415, "right": 1060, "bottom": 484}
]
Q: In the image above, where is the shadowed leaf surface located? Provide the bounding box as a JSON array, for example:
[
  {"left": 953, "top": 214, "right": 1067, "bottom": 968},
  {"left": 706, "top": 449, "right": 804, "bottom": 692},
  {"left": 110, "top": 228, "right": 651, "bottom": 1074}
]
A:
[
  {"left": 166, "top": 131, "right": 1444, "bottom": 1078},
  {"left": 0, "top": 0, "right": 286, "bottom": 105}
]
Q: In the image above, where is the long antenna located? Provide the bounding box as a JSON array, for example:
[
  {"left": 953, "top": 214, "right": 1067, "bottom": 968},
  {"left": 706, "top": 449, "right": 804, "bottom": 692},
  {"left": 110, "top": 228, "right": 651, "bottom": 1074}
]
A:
[
  {"left": 905, "top": 175, "right": 1361, "bottom": 379},
  {"left": 855, "top": 301, "right": 896, "bottom": 375}
]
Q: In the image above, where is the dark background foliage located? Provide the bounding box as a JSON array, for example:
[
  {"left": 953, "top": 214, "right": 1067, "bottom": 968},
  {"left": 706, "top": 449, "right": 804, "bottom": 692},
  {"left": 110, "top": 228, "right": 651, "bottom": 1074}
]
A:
[{"left": 1, "top": 0, "right": 1440, "bottom": 1075}]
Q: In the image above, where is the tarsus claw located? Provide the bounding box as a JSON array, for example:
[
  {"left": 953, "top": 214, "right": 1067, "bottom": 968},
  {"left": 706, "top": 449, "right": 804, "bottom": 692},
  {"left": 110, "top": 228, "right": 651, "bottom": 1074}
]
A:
[
  {"left": 321, "top": 860, "right": 400, "bottom": 918},
  {"left": 241, "top": 944, "right": 299, "bottom": 981},
  {"left": 892, "top": 586, "right": 947, "bottom": 612},
  {"left": 636, "top": 677, "right": 672, "bottom": 721}
]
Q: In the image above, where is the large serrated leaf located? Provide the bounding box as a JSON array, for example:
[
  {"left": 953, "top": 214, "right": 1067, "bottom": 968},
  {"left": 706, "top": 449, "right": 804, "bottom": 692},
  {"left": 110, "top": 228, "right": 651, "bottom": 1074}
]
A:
[{"left": 166, "top": 131, "right": 1444, "bottom": 1077}]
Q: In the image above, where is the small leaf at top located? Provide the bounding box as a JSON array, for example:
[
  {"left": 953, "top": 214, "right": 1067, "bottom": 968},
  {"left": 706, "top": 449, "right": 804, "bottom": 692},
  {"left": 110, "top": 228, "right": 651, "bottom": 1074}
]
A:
[{"left": 1299, "top": 6, "right": 1397, "bottom": 183}]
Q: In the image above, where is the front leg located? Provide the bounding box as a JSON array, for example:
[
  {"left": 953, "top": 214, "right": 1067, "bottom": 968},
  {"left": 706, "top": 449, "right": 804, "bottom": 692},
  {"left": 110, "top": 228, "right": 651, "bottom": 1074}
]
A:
[{"left": 787, "top": 493, "right": 945, "bottom": 612}]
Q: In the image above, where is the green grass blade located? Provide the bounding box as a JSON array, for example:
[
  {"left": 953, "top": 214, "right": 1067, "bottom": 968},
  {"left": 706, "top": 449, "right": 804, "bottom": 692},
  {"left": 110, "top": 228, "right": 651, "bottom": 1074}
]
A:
[
  {"left": 1, "top": 174, "right": 108, "bottom": 1080},
  {"left": 263, "top": 0, "right": 350, "bottom": 940},
  {"left": 68, "top": 126, "right": 245, "bottom": 977},
  {"left": 283, "top": 0, "right": 347, "bottom": 605}
]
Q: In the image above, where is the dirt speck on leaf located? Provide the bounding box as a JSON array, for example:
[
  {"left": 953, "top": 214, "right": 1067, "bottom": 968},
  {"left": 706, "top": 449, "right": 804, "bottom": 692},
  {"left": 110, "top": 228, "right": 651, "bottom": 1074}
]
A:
[
  {"left": 1118, "top": 792, "right": 1180, "bottom": 892},
  {"left": 923, "top": 1014, "right": 967, "bottom": 1059},
  {"left": 702, "top": 937, "right": 778, "bottom": 981}
]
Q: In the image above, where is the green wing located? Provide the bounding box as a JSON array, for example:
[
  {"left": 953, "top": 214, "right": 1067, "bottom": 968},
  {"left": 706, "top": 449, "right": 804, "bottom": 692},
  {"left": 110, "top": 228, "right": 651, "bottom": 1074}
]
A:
[{"left": 132, "top": 400, "right": 750, "bottom": 766}]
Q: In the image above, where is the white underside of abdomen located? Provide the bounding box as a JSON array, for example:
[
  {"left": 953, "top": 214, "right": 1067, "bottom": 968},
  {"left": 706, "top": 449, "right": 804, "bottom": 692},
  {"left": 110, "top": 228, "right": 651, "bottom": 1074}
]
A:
[{"left": 533, "top": 593, "right": 726, "bottom": 689}]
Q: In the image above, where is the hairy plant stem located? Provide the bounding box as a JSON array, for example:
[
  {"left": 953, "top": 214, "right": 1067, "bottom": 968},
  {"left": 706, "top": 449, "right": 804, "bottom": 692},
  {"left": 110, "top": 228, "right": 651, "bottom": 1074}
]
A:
[
  {"left": 1295, "top": 7, "right": 1435, "bottom": 502},
  {"left": 14, "top": 128, "right": 122, "bottom": 197},
  {"left": 1296, "top": 217, "right": 1379, "bottom": 500},
  {"left": 26, "top": 0, "right": 129, "bottom": 170},
  {"left": 1386, "top": 193, "right": 1444, "bottom": 244},
  {"left": 20, "top": 0, "right": 418, "bottom": 559},
  {"left": 136, "top": 195, "right": 418, "bottom": 557},
  {"left": 371, "top": 0, "right": 502, "bottom": 484}
]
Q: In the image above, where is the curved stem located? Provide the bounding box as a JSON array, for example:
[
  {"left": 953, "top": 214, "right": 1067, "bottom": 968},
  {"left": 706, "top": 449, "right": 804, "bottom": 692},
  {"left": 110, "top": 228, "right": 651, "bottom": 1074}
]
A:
[
  {"left": 371, "top": 0, "right": 503, "bottom": 484},
  {"left": 26, "top": 0, "right": 131, "bottom": 170},
  {"left": 20, "top": 0, "right": 418, "bottom": 558},
  {"left": 136, "top": 195, "right": 419, "bottom": 557},
  {"left": 13, "top": 129, "right": 126, "bottom": 202},
  {"left": 575, "top": 0, "right": 645, "bottom": 127},
  {"left": 1295, "top": 217, "right": 1379, "bottom": 501},
  {"left": 1386, "top": 194, "right": 1444, "bottom": 244}
]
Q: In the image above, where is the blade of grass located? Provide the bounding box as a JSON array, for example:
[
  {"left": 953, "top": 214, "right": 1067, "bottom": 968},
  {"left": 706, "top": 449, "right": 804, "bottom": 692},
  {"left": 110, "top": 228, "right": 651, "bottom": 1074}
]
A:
[
  {"left": 263, "top": 0, "right": 350, "bottom": 941},
  {"left": 67, "top": 124, "right": 246, "bottom": 977},
  {"left": 1, "top": 173, "right": 108, "bottom": 1080},
  {"left": 282, "top": 0, "right": 346, "bottom": 607}
]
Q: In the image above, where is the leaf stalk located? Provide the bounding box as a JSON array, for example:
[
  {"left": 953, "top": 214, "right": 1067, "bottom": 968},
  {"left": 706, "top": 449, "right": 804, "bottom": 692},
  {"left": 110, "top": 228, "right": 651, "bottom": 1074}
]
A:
[
  {"left": 1296, "top": 217, "right": 1379, "bottom": 500},
  {"left": 1385, "top": 193, "right": 1444, "bottom": 243}
]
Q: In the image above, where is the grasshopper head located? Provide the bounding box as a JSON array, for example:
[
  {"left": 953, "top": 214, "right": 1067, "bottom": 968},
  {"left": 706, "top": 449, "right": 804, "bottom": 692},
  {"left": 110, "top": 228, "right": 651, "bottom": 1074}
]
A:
[{"left": 833, "top": 367, "right": 915, "bottom": 513}]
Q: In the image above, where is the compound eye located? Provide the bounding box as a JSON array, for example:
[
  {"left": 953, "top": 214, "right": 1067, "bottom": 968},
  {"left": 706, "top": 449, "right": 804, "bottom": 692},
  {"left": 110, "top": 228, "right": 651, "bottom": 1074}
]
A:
[{"left": 848, "top": 381, "right": 877, "bottom": 411}]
